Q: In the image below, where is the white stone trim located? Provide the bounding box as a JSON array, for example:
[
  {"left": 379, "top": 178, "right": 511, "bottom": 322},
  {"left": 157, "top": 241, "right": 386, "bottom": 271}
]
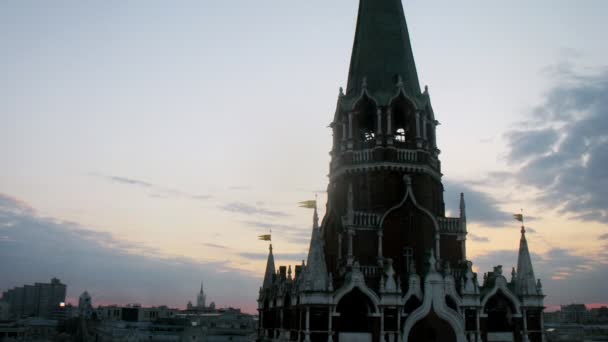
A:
[
  {"left": 402, "top": 272, "right": 466, "bottom": 342},
  {"left": 479, "top": 276, "right": 522, "bottom": 317}
]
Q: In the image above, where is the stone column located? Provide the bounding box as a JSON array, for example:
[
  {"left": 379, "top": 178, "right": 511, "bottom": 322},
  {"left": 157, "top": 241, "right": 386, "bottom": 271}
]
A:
[
  {"left": 338, "top": 233, "right": 343, "bottom": 260},
  {"left": 463, "top": 236, "right": 467, "bottom": 262},
  {"left": 280, "top": 308, "right": 285, "bottom": 340},
  {"left": 259, "top": 311, "right": 264, "bottom": 339},
  {"left": 348, "top": 113, "right": 354, "bottom": 139},
  {"left": 540, "top": 309, "right": 546, "bottom": 342},
  {"left": 422, "top": 117, "right": 428, "bottom": 140},
  {"left": 327, "top": 307, "right": 333, "bottom": 342},
  {"left": 379, "top": 307, "right": 385, "bottom": 342},
  {"left": 415, "top": 112, "right": 421, "bottom": 138},
  {"left": 476, "top": 310, "right": 481, "bottom": 342},
  {"left": 522, "top": 308, "right": 530, "bottom": 342},
  {"left": 304, "top": 307, "right": 311, "bottom": 342},
  {"left": 397, "top": 309, "right": 402, "bottom": 342},
  {"left": 376, "top": 109, "right": 383, "bottom": 146},
  {"left": 377, "top": 230, "right": 383, "bottom": 258},
  {"left": 347, "top": 112, "right": 354, "bottom": 150},
  {"left": 347, "top": 229, "right": 355, "bottom": 266}
]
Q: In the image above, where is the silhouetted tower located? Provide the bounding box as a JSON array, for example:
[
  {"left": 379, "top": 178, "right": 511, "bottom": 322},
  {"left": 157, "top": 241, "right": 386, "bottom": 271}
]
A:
[
  {"left": 324, "top": 0, "right": 464, "bottom": 289},
  {"left": 257, "top": 1, "right": 545, "bottom": 341}
]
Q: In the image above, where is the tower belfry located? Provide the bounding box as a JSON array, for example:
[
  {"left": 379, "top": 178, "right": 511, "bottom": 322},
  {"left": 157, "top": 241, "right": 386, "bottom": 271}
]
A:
[{"left": 257, "top": 1, "right": 545, "bottom": 341}]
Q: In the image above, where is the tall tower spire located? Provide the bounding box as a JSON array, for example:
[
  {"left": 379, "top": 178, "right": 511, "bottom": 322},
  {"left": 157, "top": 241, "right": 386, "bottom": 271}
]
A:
[
  {"left": 346, "top": 0, "right": 421, "bottom": 97},
  {"left": 196, "top": 280, "right": 206, "bottom": 308}
]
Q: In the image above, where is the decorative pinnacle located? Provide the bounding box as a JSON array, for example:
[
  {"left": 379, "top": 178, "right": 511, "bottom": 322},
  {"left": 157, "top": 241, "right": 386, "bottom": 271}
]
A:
[
  {"left": 396, "top": 75, "right": 404, "bottom": 88},
  {"left": 460, "top": 193, "right": 466, "bottom": 219},
  {"left": 428, "top": 249, "right": 437, "bottom": 273},
  {"left": 403, "top": 175, "right": 412, "bottom": 187}
]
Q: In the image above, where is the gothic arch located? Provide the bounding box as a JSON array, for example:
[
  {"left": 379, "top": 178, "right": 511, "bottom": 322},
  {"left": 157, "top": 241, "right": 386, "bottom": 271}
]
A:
[
  {"left": 480, "top": 278, "right": 522, "bottom": 317},
  {"left": 351, "top": 94, "right": 377, "bottom": 148},
  {"left": 380, "top": 175, "right": 440, "bottom": 273},
  {"left": 403, "top": 267, "right": 466, "bottom": 342},
  {"left": 388, "top": 88, "right": 419, "bottom": 111},
  {"left": 333, "top": 278, "right": 379, "bottom": 314},
  {"left": 335, "top": 287, "right": 376, "bottom": 333},
  {"left": 389, "top": 92, "right": 417, "bottom": 147}
]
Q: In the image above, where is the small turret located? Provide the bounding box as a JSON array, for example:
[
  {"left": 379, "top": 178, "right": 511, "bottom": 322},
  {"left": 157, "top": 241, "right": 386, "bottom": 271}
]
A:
[
  {"left": 515, "top": 223, "right": 539, "bottom": 295},
  {"left": 303, "top": 204, "right": 329, "bottom": 291},
  {"left": 262, "top": 244, "right": 276, "bottom": 289}
]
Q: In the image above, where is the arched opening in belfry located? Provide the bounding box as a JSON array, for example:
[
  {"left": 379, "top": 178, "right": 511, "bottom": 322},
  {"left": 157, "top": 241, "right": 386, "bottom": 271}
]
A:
[
  {"left": 408, "top": 311, "right": 457, "bottom": 342},
  {"left": 354, "top": 96, "right": 376, "bottom": 149},
  {"left": 390, "top": 94, "right": 416, "bottom": 147},
  {"left": 484, "top": 291, "right": 517, "bottom": 333},
  {"left": 336, "top": 288, "right": 375, "bottom": 333}
]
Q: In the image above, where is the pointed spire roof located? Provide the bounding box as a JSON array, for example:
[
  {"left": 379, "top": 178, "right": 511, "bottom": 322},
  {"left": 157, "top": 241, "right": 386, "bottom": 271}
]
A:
[
  {"left": 303, "top": 204, "right": 329, "bottom": 291},
  {"left": 262, "top": 244, "right": 276, "bottom": 289},
  {"left": 200, "top": 281, "right": 204, "bottom": 294},
  {"left": 516, "top": 224, "right": 539, "bottom": 295},
  {"left": 460, "top": 193, "right": 466, "bottom": 219},
  {"left": 346, "top": 0, "right": 421, "bottom": 98}
]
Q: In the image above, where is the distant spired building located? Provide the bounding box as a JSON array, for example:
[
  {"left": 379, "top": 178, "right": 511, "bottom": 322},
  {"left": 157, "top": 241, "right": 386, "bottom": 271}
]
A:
[
  {"left": 257, "top": 1, "right": 545, "bottom": 342},
  {"left": 197, "top": 281, "right": 207, "bottom": 309}
]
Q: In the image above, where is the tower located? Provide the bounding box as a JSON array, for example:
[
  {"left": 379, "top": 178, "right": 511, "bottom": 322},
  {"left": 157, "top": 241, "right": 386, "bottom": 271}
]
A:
[
  {"left": 257, "top": 1, "right": 545, "bottom": 341},
  {"left": 78, "top": 291, "right": 93, "bottom": 319},
  {"left": 197, "top": 281, "right": 207, "bottom": 309}
]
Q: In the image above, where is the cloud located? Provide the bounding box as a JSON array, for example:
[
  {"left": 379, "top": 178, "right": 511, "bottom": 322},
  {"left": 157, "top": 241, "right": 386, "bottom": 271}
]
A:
[
  {"left": 505, "top": 66, "right": 608, "bottom": 223},
  {"left": 525, "top": 227, "right": 537, "bottom": 234},
  {"left": 228, "top": 186, "right": 252, "bottom": 191},
  {"left": 468, "top": 233, "right": 490, "bottom": 243},
  {"left": 0, "top": 193, "right": 259, "bottom": 313},
  {"left": 202, "top": 243, "right": 229, "bottom": 250},
  {"left": 443, "top": 180, "right": 513, "bottom": 227},
  {"left": 472, "top": 246, "right": 607, "bottom": 306},
  {"left": 220, "top": 202, "right": 289, "bottom": 218},
  {"left": 598, "top": 233, "right": 608, "bottom": 240},
  {"left": 507, "top": 129, "right": 560, "bottom": 163},
  {"left": 239, "top": 252, "right": 307, "bottom": 263},
  {"left": 94, "top": 174, "right": 212, "bottom": 202}
]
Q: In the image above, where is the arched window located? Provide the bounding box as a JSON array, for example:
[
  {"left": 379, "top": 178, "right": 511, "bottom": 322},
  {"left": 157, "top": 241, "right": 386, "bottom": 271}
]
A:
[
  {"left": 354, "top": 96, "right": 376, "bottom": 148},
  {"left": 391, "top": 95, "right": 416, "bottom": 148}
]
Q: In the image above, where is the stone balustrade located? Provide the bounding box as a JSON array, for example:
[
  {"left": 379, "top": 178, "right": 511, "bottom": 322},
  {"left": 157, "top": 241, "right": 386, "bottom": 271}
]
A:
[
  {"left": 438, "top": 217, "right": 464, "bottom": 234},
  {"left": 352, "top": 211, "right": 381, "bottom": 227}
]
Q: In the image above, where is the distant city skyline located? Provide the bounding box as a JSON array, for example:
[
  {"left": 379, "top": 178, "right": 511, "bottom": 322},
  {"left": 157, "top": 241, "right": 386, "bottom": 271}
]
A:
[{"left": 1, "top": 1, "right": 608, "bottom": 314}]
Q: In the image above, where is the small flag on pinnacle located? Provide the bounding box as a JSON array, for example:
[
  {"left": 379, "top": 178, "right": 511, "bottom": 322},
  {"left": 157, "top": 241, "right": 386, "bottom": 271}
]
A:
[
  {"left": 298, "top": 200, "right": 316, "bottom": 209},
  {"left": 513, "top": 213, "right": 524, "bottom": 222},
  {"left": 258, "top": 234, "right": 271, "bottom": 241}
]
